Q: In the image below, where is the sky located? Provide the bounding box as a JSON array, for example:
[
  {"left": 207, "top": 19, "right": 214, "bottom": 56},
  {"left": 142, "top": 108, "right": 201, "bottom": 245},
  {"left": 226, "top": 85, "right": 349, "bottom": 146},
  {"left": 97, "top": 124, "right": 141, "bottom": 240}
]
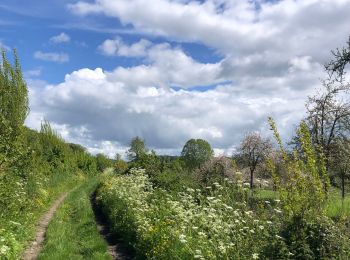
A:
[{"left": 1, "top": 0, "right": 350, "bottom": 157}]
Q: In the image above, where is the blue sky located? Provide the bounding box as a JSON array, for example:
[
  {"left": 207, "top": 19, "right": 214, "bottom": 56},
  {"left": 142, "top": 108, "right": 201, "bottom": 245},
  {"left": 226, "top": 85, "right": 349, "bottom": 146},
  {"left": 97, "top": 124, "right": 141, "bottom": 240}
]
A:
[
  {"left": 1, "top": 0, "right": 221, "bottom": 84},
  {"left": 1, "top": 0, "right": 350, "bottom": 157}
]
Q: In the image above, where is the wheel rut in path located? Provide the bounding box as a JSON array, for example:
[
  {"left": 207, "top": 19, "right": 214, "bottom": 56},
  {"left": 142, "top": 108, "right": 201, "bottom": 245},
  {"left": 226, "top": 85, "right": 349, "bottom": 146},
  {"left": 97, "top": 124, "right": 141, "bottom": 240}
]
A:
[
  {"left": 22, "top": 193, "right": 68, "bottom": 260},
  {"left": 91, "top": 191, "right": 135, "bottom": 260}
]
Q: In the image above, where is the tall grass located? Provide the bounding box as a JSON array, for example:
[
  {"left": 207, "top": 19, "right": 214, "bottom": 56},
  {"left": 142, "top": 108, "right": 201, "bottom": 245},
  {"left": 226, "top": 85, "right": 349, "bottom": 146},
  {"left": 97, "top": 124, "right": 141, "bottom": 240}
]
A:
[{"left": 325, "top": 191, "right": 350, "bottom": 218}]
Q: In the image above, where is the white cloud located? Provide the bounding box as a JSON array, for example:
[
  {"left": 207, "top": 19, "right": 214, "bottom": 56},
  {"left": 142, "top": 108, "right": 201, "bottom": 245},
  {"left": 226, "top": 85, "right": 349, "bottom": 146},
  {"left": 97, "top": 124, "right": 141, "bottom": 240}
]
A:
[
  {"left": 98, "top": 37, "right": 151, "bottom": 57},
  {"left": 68, "top": 0, "right": 350, "bottom": 60},
  {"left": 26, "top": 60, "right": 322, "bottom": 155},
  {"left": 100, "top": 40, "right": 223, "bottom": 88},
  {"left": 34, "top": 51, "right": 70, "bottom": 63},
  {"left": 50, "top": 32, "right": 71, "bottom": 43},
  {"left": 27, "top": 0, "right": 348, "bottom": 156}
]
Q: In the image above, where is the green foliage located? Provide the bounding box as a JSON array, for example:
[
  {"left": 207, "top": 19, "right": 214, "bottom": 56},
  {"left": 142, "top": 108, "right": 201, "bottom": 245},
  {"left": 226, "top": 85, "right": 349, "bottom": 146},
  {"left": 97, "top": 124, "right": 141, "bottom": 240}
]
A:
[
  {"left": 127, "top": 136, "right": 147, "bottom": 161},
  {"left": 97, "top": 169, "right": 350, "bottom": 259},
  {"left": 268, "top": 118, "right": 328, "bottom": 219},
  {"left": 114, "top": 156, "right": 128, "bottom": 174},
  {"left": 181, "top": 139, "right": 214, "bottom": 170},
  {"left": 95, "top": 153, "right": 113, "bottom": 172},
  {"left": 131, "top": 150, "right": 162, "bottom": 176},
  {"left": 0, "top": 49, "right": 28, "bottom": 142},
  {"left": 0, "top": 51, "right": 99, "bottom": 258},
  {"left": 151, "top": 169, "right": 199, "bottom": 193}
]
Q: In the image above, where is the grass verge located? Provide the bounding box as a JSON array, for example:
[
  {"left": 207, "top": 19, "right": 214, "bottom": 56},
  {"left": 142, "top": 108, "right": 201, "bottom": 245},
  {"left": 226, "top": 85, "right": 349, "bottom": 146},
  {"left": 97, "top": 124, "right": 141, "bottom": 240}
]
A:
[{"left": 38, "top": 177, "right": 111, "bottom": 260}]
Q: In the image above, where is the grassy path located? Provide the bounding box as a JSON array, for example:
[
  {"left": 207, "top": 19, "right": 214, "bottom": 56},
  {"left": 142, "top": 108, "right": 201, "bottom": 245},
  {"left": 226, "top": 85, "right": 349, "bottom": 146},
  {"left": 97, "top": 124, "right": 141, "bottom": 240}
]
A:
[
  {"left": 37, "top": 177, "right": 111, "bottom": 260},
  {"left": 22, "top": 193, "right": 68, "bottom": 260}
]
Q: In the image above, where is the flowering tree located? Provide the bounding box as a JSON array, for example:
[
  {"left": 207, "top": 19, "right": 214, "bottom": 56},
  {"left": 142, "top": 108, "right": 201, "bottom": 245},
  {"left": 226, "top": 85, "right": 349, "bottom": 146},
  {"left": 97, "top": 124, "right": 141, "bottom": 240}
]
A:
[{"left": 239, "top": 132, "right": 272, "bottom": 189}]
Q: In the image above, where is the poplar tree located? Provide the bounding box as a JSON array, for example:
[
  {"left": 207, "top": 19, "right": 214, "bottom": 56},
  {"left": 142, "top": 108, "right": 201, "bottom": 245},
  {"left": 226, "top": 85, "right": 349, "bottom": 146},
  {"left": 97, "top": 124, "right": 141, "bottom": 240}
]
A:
[{"left": 0, "top": 49, "right": 29, "bottom": 169}]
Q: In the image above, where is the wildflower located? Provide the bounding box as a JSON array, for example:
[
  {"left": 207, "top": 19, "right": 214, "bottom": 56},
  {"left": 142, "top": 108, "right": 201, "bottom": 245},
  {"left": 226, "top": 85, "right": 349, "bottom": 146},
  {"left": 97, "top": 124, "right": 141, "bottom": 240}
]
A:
[
  {"left": 0, "top": 245, "right": 10, "bottom": 254},
  {"left": 259, "top": 225, "right": 264, "bottom": 230},
  {"left": 252, "top": 253, "right": 259, "bottom": 259},
  {"left": 224, "top": 205, "right": 233, "bottom": 210},
  {"left": 274, "top": 209, "right": 282, "bottom": 214},
  {"left": 219, "top": 245, "right": 226, "bottom": 253},
  {"left": 179, "top": 234, "right": 187, "bottom": 243}
]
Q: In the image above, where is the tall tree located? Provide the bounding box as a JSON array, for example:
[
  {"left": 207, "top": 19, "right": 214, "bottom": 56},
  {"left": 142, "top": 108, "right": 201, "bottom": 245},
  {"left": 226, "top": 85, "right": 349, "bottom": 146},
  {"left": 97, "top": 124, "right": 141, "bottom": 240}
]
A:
[
  {"left": 305, "top": 37, "right": 350, "bottom": 170},
  {"left": 331, "top": 137, "right": 350, "bottom": 199},
  {"left": 239, "top": 132, "right": 272, "bottom": 189},
  {"left": 0, "top": 49, "right": 29, "bottom": 169},
  {"left": 181, "top": 139, "right": 213, "bottom": 170},
  {"left": 127, "top": 136, "right": 147, "bottom": 161}
]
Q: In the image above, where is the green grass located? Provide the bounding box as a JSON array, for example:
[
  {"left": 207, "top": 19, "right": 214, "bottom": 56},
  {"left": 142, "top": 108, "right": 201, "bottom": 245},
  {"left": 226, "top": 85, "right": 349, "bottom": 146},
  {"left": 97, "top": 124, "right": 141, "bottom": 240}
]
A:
[
  {"left": 325, "top": 190, "right": 350, "bottom": 219},
  {"left": 252, "top": 189, "right": 279, "bottom": 200},
  {"left": 255, "top": 188, "right": 350, "bottom": 218},
  {"left": 38, "top": 177, "right": 111, "bottom": 260}
]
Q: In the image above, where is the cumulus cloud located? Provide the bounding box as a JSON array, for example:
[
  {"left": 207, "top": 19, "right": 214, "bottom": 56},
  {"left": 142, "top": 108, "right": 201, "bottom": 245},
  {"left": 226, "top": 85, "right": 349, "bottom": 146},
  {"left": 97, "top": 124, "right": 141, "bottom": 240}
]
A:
[
  {"left": 98, "top": 37, "right": 152, "bottom": 57},
  {"left": 26, "top": 59, "right": 322, "bottom": 156},
  {"left": 99, "top": 40, "right": 224, "bottom": 88},
  {"left": 24, "top": 0, "right": 349, "bottom": 156},
  {"left": 50, "top": 32, "right": 71, "bottom": 43},
  {"left": 68, "top": 0, "right": 350, "bottom": 60},
  {"left": 34, "top": 51, "right": 70, "bottom": 63}
]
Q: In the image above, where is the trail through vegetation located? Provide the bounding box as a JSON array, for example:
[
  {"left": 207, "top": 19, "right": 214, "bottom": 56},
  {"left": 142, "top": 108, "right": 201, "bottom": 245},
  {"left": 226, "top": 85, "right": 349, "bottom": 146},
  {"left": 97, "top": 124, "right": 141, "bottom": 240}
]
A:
[
  {"left": 22, "top": 193, "right": 68, "bottom": 260},
  {"left": 37, "top": 178, "right": 111, "bottom": 260}
]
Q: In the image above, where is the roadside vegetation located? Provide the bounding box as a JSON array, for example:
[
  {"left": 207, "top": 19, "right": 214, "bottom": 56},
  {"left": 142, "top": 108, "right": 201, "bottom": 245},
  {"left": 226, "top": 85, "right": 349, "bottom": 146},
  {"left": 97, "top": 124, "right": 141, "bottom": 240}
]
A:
[
  {"left": 0, "top": 50, "right": 112, "bottom": 259},
  {"left": 97, "top": 120, "right": 350, "bottom": 259}
]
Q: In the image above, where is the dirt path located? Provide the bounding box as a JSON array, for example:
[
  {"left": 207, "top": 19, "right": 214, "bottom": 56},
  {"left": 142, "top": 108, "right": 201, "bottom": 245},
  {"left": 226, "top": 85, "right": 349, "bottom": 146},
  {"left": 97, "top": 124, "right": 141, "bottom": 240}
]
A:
[
  {"left": 22, "top": 193, "right": 68, "bottom": 260},
  {"left": 91, "top": 192, "right": 135, "bottom": 260}
]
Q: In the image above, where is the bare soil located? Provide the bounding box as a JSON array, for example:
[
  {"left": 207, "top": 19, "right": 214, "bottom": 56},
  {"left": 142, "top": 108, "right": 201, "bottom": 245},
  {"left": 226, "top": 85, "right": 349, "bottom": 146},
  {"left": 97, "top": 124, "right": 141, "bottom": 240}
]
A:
[{"left": 22, "top": 193, "right": 68, "bottom": 260}]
